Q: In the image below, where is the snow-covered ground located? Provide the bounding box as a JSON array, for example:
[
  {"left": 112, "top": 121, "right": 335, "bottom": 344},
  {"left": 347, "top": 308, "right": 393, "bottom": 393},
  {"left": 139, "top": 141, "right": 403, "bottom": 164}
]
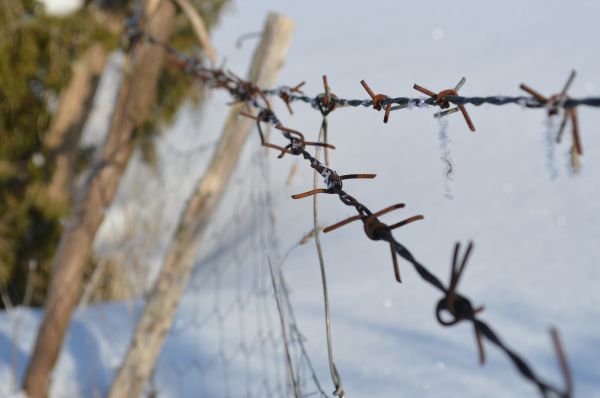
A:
[{"left": 2, "top": 1, "right": 600, "bottom": 397}]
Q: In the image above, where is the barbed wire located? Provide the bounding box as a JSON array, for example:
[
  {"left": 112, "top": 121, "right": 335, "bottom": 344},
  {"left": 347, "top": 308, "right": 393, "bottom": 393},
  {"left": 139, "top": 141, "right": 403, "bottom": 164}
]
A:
[
  {"left": 136, "top": 25, "right": 592, "bottom": 168},
  {"left": 273, "top": 91, "right": 600, "bottom": 109},
  {"left": 135, "top": 34, "right": 600, "bottom": 109},
  {"left": 125, "top": 20, "right": 587, "bottom": 398},
  {"left": 136, "top": 30, "right": 600, "bottom": 111},
  {"left": 241, "top": 107, "right": 573, "bottom": 398}
]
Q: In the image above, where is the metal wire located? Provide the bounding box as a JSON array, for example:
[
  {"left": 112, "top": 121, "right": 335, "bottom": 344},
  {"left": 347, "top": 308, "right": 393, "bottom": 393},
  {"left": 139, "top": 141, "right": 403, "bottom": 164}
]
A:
[
  {"left": 312, "top": 108, "right": 345, "bottom": 398},
  {"left": 127, "top": 28, "right": 600, "bottom": 114}
]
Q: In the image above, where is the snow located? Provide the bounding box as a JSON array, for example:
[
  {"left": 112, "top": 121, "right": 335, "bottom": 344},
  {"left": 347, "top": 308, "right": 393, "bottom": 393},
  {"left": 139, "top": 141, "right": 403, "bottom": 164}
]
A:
[
  {"left": 38, "top": 0, "right": 83, "bottom": 16},
  {"left": 2, "top": 0, "right": 600, "bottom": 397}
]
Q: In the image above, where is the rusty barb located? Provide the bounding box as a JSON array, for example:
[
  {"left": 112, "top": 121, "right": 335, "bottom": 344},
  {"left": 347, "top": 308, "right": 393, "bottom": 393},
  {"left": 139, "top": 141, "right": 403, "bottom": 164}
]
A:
[
  {"left": 239, "top": 111, "right": 337, "bottom": 158},
  {"left": 314, "top": 75, "right": 337, "bottom": 166},
  {"left": 290, "top": 165, "right": 376, "bottom": 199},
  {"left": 549, "top": 327, "right": 574, "bottom": 398},
  {"left": 414, "top": 77, "right": 476, "bottom": 132},
  {"left": 436, "top": 242, "right": 485, "bottom": 364},
  {"left": 275, "top": 125, "right": 336, "bottom": 158},
  {"left": 316, "top": 75, "right": 338, "bottom": 116},
  {"left": 278, "top": 81, "right": 305, "bottom": 114},
  {"left": 520, "top": 70, "right": 582, "bottom": 169},
  {"left": 239, "top": 108, "right": 280, "bottom": 144},
  {"left": 227, "top": 69, "right": 272, "bottom": 110},
  {"left": 432, "top": 243, "right": 574, "bottom": 398},
  {"left": 324, "top": 204, "right": 424, "bottom": 282},
  {"left": 360, "top": 79, "right": 394, "bottom": 123}
]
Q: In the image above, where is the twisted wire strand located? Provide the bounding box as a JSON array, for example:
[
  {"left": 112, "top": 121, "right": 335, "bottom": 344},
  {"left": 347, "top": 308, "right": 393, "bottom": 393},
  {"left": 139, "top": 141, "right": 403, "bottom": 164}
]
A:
[
  {"left": 270, "top": 92, "right": 600, "bottom": 109},
  {"left": 135, "top": 29, "right": 600, "bottom": 114}
]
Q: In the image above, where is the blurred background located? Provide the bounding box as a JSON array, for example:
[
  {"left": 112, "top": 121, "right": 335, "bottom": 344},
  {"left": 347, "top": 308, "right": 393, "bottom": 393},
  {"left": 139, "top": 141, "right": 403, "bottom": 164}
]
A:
[{"left": 0, "top": 0, "right": 599, "bottom": 397}]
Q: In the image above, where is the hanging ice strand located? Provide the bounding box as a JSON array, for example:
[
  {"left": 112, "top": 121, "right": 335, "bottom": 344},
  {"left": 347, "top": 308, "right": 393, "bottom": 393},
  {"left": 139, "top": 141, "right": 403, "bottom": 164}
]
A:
[
  {"left": 412, "top": 76, "right": 477, "bottom": 199},
  {"left": 437, "top": 116, "right": 455, "bottom": 199},
  {"left": 519, "top": 70, "right": 580, "bottom": 178}
]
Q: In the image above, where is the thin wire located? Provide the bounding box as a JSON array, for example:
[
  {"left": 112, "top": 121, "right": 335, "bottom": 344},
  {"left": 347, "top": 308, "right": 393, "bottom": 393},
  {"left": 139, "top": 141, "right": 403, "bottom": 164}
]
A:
[
  {"left": 312, "top": 114, "right": 345, "bottom": 397},
  {"left": 279, "top": 274, "right": 329, "bottom": 398},
  {"left": 268, "top": 257, "right": 300, "bottom": 398},
  {"left": 138, "top": 30, "right": 600, "bottom": 112}
]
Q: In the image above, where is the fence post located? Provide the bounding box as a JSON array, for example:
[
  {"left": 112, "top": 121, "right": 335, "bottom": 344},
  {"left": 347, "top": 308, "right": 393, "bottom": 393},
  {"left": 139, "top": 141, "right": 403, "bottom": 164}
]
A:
[
  {"left": 44, "top": 43, "right": 108, "bottom": 205},
  {"left": 107, "top": 12, "right": 294, "bottom": 398},
  {"left": 22, "top": 1, "right": 176, "bottom": 397}
]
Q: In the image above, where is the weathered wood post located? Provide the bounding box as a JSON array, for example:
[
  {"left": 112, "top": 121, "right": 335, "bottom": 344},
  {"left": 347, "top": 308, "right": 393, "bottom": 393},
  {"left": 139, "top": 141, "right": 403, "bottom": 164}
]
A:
[{"left": 23, "top": 1, "right": 176, "bottom": 396}]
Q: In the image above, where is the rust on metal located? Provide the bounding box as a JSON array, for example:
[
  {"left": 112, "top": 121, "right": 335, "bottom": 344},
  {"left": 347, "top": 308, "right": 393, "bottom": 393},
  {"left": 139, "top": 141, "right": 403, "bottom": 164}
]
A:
[
  {"left": 279, "top": 81, "right": 306, "bottom": 114},
  {"left": 275, "top": 125, "right": 336, "bottom": 158},
  {"left": 324, "top": 203, "right": 424, "bottom": 282},
  {"left": 436, "top": 242, "right": 486, "bottom": 364},
  {"left": 520, "top": 71, "right": 582, "bottom": 168},
  {"left": 360, "top": 79, "right": 393, "bottom": 123},
  {"left": 414, "top": 77, "right": 476, "bottom": 132}
]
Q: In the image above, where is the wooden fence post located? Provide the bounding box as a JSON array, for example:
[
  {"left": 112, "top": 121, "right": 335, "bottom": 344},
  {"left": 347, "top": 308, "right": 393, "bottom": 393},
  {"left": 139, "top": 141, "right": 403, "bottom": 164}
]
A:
[
  {"left": 44, "top": 43, "right": 108, "bottom": 206},
  {"left": 22, "top": 1, "right": 176, "bottom": 397}
]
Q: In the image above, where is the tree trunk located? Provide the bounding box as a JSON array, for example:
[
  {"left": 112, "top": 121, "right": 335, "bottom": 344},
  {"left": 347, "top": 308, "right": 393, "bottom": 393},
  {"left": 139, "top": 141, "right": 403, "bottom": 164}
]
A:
[
  {"left": 22, "top": 2, "right": 176, "bottom": 397},
  {"left": 44, "top": 43, "right": 108, "bottom": 206},
  {"left": 107, "top": 12, "right": 294, "bottom": 398}
]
